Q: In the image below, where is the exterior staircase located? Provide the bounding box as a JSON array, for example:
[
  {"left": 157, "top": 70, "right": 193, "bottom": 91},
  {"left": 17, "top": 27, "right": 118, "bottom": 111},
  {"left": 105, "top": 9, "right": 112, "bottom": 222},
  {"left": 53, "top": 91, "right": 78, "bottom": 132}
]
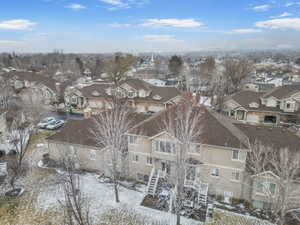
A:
[
  {"left": 198, "top": 182, "right": 209, "bottom": 206},
  {"left": 184, "top": 178, "right": 209, "bottom": 206},
  {"left": 147, "top": 168, "right": 160, "bottom": 196}
]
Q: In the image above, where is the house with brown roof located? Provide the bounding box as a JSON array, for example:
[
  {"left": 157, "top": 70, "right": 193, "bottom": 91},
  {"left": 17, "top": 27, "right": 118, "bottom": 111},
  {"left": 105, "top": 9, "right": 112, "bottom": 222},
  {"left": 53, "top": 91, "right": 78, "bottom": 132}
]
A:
[
  {"left": 46, "top": 104, "right": 300, "bottom": 212},
  {"left": 46, "top": 113, "right": 150, "bottom": 175},
  {"left": 64, "top": 78, "right": 182, "bottom": 114},
  {"left": 126, "top": 106, "right": 300, "bottom": 209},
  {"left": 224, "top": 85, "right": 300, "bottom": 124},
  {"left": 0, "top": 71, "right": 62, "bottom": 105}
]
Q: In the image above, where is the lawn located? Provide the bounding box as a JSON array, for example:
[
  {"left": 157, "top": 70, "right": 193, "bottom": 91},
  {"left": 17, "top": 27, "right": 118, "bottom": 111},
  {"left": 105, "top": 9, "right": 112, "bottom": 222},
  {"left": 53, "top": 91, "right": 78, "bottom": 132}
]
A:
[{"left": 26, "top": 130, "right": 56, "bottom": 153}]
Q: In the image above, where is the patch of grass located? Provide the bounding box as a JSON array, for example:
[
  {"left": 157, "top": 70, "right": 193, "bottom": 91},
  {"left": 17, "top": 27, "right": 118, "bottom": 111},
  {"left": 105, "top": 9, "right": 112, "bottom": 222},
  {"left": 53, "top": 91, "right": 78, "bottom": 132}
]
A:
[
  {"left": 211, "top": 210, "right": 270, "bottom": 225},
  {"left": 0, "top": 194, "right": 61, "bottom": 225},
  {"left": 26, "top": 130, "right": 56, "bottom": 153}
]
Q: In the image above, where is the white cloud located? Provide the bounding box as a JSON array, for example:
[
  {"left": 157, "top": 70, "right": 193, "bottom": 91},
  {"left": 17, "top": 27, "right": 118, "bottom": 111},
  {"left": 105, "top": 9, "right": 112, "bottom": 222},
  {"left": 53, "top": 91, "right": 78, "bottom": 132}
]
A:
[
  {"left": 143, "top": 34, "right": 183, "bottom": 42},
  {"left": 66, "top": 3, "right": 87, "bottom": 10},
  {"left": 142, "top": 18, "right": 204, "bottom": 28},
  {"left": 109, "top": 23, "right": 132, "bottom": 28},
  {"left": 255, "top": 17, "right": 300, "bottom": 30},
  {"left": 99, "top": 0, "right": 149, "bottom": 9},
  {"left": 0, "top": 19, "right": 36, "bottom": 30},
  {"left": 252, "top": 4, "right": 270, "bottom": 11},
  {"left": 230, "top": 28, "right": 262, "bottom": 34},
  {"left": 277, "top": 12, "right": 292, "bottom": 17},
  {"left": 99, "top": 0, "right": 129, "bottom": 9},
  {"left": 286, "top": 2, "right": 300, "bottom": 7}
]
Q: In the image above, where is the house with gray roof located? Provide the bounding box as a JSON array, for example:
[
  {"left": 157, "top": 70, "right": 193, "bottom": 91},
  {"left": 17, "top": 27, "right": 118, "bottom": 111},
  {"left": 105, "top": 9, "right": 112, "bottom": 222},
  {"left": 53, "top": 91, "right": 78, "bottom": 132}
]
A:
[
  {"left": 224, "top": 85, "right": 300, "bottom": 125},
  {"left": 64, "top": 78, "right": 182, "bottom": 114}
]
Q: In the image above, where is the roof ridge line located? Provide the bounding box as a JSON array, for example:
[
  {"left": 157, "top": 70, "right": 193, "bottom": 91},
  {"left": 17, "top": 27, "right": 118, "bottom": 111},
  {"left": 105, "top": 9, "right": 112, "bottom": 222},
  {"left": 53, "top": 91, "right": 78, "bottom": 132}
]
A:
[{"left": 208, "top": 109, "right": 249, "bottom": 148}]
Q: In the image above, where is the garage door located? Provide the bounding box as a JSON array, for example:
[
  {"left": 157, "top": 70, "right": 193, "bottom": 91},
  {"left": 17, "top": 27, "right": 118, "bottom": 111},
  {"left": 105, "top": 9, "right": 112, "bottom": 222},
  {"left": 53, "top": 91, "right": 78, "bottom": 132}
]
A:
[{"left": 247, "top": 114, "right": 259, "bottom": 123}]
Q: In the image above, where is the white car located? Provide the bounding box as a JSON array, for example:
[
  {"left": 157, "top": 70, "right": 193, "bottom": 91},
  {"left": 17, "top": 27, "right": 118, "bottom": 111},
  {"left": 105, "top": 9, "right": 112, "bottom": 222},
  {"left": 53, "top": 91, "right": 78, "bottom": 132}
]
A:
[
  {"left": 46, "top": 120, "right": 65, "bottom": 130},
  {"left": 38, "top": 117, "right": 56, "bottom": 128}
]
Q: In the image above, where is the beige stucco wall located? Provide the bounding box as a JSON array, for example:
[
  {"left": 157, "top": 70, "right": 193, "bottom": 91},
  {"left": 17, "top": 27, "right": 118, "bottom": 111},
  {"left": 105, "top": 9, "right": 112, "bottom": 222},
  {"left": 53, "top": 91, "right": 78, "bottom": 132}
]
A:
[
  {"left": 48, "top": 141, "right": 114, "bottom": 175},
  {"left": 127, "top": 133, "right": 250, "bottom": 200}
]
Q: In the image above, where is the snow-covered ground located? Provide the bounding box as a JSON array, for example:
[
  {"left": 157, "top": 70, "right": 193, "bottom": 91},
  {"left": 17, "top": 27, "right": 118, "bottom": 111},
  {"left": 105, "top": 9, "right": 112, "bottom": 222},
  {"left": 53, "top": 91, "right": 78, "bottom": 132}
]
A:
[{"left": 37, "top": 172, "right": 202, "bottom": 225}]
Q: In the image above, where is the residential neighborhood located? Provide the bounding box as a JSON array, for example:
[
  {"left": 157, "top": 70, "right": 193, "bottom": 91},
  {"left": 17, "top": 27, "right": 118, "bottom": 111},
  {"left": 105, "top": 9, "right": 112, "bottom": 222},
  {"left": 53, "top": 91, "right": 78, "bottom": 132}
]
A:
[{"left": 1, "top": 1, "right": 300, "bottom": 225}]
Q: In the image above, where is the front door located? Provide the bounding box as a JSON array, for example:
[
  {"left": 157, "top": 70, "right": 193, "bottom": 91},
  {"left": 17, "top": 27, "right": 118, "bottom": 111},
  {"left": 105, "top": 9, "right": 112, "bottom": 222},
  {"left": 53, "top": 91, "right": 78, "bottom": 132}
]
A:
[
  {"left": 224, "top": 191, "right": 233, "bottom": 204},
  {"left": 161, "top": 161, "right": 171, "bottom": 175}
]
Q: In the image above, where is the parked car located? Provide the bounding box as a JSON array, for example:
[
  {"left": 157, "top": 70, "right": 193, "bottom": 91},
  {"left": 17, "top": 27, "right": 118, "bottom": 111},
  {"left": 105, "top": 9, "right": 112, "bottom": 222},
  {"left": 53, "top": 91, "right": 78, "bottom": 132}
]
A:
[
  {"left": 46, "top": 120, "right": 65, "bottom": 130},
  {"left": 38, "top": 117, "right": 56, "bottom": 128}
]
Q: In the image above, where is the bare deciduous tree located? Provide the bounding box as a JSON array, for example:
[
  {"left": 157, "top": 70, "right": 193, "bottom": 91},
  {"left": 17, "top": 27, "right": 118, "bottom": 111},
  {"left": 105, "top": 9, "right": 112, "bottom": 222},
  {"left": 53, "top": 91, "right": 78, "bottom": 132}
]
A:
[
  {"left": 268, "top": 148, "right": 300, "bottom": 225},
  {"left": 59, "top": 158, "right": 92, "bottom": 225},
  {"left": 104, "top": 54, "right": 136, "bottom": 85},
  {"left": 223, "top": 59, "right": 253, "bottom": 93},
  {"left": 92, "top": 98, "right": 134, "bottom": 203},
  {"left": 246, "top": 141, "right": 300, "bottom": 225},
  {"left": 200, "top": 56, "right": 216, "bottom": 82},
  {"left": 161, "top": 99, "right": 204, "bottom": 225},
  {"left": 247, "top": 140, "right": 270, "bottom": 176}
]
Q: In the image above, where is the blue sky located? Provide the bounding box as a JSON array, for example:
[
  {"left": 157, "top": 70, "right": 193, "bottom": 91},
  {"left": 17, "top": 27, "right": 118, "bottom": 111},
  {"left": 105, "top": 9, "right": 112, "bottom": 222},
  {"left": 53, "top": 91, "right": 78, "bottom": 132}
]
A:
[{"left": 1, "top": 0, "right": 300, "bottom": 52}]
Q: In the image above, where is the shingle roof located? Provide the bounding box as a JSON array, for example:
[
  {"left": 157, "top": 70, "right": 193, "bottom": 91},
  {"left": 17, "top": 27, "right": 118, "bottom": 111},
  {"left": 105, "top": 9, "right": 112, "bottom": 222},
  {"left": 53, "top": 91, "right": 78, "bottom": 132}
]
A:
[
  {"left": 228, "top": 90, "right": 264, "bottom": 110},
  {"left": 263, "top": 85, "right": 300, "bottom": 100},
  {"left": 1, "top": 71, "right": 58, "bottom": 92},
  {"left": 129, "top": 106, "right": 246, "bottom": 149},
  {"left": 78, "top": 78, "right": 181, "bottom": 103},
  {"left": 234, "top": 123, "right": 300, "bottom": 151},
  {"left": 227, "top": 90, "right": 282, "bottom": 113},
  {"left": 80, "top": 83, "right": 112, "bottom": 98},
  {"left": 47, "top": 113, "right": 150, "bottom": 148}
]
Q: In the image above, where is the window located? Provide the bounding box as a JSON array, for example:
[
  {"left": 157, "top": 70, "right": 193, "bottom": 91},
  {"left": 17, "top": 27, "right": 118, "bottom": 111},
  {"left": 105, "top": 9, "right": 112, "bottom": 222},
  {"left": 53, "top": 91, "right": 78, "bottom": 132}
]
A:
[
  {"left": 89, "top": 150, "right": 97, "bottom": 161},
  {"left": 232, "top": 150, "right": 246, "bottom": 161},
  {"left": 276, "top": 101, "right": 280, "bottom": 108},
  {"left": 71, "top": 96, "right": 78, "bottom": 104},
  {"left": 128, "top": 91, "right": 136, "bottom": 98},
  {"left": 232, "top": 150, "right": 239, "bottom": 160},
  {"left": 128, "top": 135, "right": 137, "bottom": 144},
  {"left": 132, "top": 154, "right": 139, "bottom": 162},
  {"left": 269, "top": 183, "right": 276, "bottom": 194},
  {"left": 256, "top": 181, "right": 276, "bottom": 195},
  {"left": 211, "top": 168, "right": 220, "bottom": 177},
  {"left": 287, "top": 103, "right": 291, "bottom": 109},
  {"left": 232, "top": 170, "right": 240, "bottom": 181},
  {"left": 161, "top": 161, "right": 171, "bottom": 174},
  {"left": 154, "top": 140, "right": 176, "bottom": 153},
  {"left": 236, "top": 110, "right": 245, "bottom": 120},
  {"left": 146, "top": 157, "right": 152, "bottom": 165}
]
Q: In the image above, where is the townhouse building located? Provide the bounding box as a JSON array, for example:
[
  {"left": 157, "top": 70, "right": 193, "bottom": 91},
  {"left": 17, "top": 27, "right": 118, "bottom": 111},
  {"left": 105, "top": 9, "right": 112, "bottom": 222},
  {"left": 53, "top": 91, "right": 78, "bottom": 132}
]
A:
[
  {"left": 46, "top": 105, "right": 300, "bottom": 211},
  {"left": 224, "top": 85, "right": 300, "bottom": 125},
  {"left": 64, "top": 78, "right": 182, "bottom": 114}
]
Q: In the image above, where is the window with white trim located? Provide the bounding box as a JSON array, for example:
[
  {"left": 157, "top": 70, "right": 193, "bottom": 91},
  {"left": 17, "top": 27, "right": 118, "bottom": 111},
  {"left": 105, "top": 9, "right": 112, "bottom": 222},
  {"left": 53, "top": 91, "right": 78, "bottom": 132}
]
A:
[
  {"left": 146, "top": 156, "right": 152, "bottom": 165},
  {"left": 232, "top": 150, "right": 246, "bottom": 161},
  {"left": 128, "top": 135, "right": 138, "bottom": 144},
  {"left": 256, "top": 181, "right": 276, "bottom": 195},
  {"left": 128, "top": 91, "right": 136, "bottom": 98},
  {"left": 71, "top": 96, "right": 78, "bottom": 104},
  {"left": 211, "top": 168, "right": 220, "bottom": 177},
  {"left": 153, "top": 140, "right": 176, "bottom": 153},
  {"left": 231, "top": 170, "right": 240, "bottom": 181},
  {"left": 132, "top": 154, "right": 139, "bottom": 162}
]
